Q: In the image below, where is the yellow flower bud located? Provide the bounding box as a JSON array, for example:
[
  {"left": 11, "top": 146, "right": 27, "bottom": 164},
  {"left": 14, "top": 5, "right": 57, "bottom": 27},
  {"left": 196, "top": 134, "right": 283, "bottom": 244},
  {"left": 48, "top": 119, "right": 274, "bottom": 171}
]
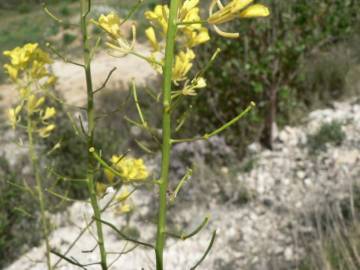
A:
[
  {"left": 42, "top": 107, "right": 56, "bottom": 121},
  {"left": 7, "top": 105, "right": 22, "bottom": 129},
  {"left": 145, "top": 27, "right": 160, "bottom": 52},
  {"left": 27, "top": 95, "right": 45, "bottom": 114},
  {"left": 144, "top": 5, "right": 169, "bottom": 35},
  {"left": 3, "top": 64, "right": 18, "bottom": 81},
  {"left": 38, "top": 124, "right": 56, "bottom": 138}
]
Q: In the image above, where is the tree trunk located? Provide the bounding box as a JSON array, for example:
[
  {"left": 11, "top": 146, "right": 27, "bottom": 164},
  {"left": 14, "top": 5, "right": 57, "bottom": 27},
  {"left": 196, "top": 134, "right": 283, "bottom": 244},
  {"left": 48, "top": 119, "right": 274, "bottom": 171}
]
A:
[{"left": 261, "top": 85, "right": 277, "bottom": 149}]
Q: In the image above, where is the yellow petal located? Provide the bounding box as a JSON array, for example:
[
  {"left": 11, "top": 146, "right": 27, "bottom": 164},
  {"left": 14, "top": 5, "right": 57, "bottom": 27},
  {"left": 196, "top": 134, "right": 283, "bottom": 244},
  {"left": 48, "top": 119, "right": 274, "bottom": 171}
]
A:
[
  {"left": 239, "top": 4, "right": 270, "bottom": 18},
  {"left": 97, "top": 12, "right": 121, "bottom": 37},
  {"left": 145, "top": 27, "right": 160, "bottom": 51},
  {"left": 38, "top": 124, "right": 56, "bottom": 138},
  {"left": 3, "top": 64, "right": 18, "bottom": 81}
]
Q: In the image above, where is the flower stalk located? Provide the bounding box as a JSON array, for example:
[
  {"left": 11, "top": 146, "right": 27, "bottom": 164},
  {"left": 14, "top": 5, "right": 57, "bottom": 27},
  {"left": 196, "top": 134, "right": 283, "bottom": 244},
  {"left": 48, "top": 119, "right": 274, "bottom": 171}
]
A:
[
  {"left": 155, "top": 0, "right": 181, "bottom": 269},
  {"left": 80, "top": 0, "right": 107, "bottom": 269},
  {"left": 26, "top": 114, "right": 52, "bottom": 270}
]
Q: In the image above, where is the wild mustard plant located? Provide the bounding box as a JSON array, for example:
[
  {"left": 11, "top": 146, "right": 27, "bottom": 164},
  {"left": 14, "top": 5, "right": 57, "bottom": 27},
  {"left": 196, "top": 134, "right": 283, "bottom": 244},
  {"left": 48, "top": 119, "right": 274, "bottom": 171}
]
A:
[
  {"left": 3, "top": 43, "right": 57, "bottom": 270},
  {"left": 4, "top": 0, "right": 268, "bottom": 269},
  {"left": 94, "top": 0, "right": 269, "bottom": 269}
]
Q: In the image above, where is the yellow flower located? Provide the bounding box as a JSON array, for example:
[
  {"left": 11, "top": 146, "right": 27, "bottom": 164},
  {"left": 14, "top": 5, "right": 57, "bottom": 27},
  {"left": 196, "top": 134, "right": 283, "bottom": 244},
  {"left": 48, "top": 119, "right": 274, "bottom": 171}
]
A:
[
  {"left": 181, "top": 0, "right": 199, "bottom": 13},
  {"left": 145, "top": 27, "right": 160, "bottom": 52},
  {"left": 95, "top": 12, "right": 122, "bottom": 37},
  {"left": 144, "top": 5, "right": 169, "bottom": 35},
  {"left": 42, "top": 107, "right": 56, "bottom": 121},
  {"left": 3, "top": 43, "right": 38, "bottom": 68},
  {"left": 208, "top": 0, "right": 270, "bottom": 38},
  {"left": 181, "top": 77, "right": 207, "bottom": 96},
  {"left": 7, "top": 105, "right": 22, "bottom": 129},
  {"left": 3, "top": 43, "right": 53, "bottom": 81},
  {"left": 172, "top": 49, "right": 196, "bottom": 83},
  {"left": 38, "top": 124, "right": 56, "bottom": 138},
  {"left": 108, "top": 155, "right": 149, "bottom": 182},
  {"left": 179, "top": 0, "right": 201, "bottom": 28}
]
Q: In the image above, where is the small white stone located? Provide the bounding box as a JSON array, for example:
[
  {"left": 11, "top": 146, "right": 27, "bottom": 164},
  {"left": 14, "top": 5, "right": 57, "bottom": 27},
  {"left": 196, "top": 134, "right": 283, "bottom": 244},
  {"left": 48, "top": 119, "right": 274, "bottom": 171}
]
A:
[{"left": 284, "top": 247, "right": 293, "bottom": 261}]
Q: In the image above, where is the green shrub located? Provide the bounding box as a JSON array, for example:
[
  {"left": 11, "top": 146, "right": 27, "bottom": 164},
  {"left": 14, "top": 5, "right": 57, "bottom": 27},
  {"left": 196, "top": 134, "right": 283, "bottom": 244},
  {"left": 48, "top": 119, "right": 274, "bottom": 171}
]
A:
[
  {"left": 299, "top": 185, "right": 360, "bottom": 270},
  {"left": 17, "top": 3, "right": 31, "bottom": 14},
  {"left": 59, "top": 6, "right": 71, "bottom": 17},
  {"left": 307, "top": 121, "right": 345, "bottom": 153},
  {"left": 62, "top": 32, "right": 76, "bottom": 45},
  {"left": 0, "top": 156, "right": 41, "bottom": 268},
  {"left": 182, "top": 0, "right": 360, "bottom": 153}
]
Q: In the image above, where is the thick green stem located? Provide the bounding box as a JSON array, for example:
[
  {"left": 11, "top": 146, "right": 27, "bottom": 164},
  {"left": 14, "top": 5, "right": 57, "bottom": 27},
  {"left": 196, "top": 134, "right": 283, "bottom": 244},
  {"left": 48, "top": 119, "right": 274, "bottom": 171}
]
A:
[
  {"left": 155, "top": 0, "right": 180, "bottom": 269},
  {"left": 80, "top": 1, "right": 107, "bottom": 269},
  {"left": 27, "top": 116, "right": 52, "bottom": 270}
]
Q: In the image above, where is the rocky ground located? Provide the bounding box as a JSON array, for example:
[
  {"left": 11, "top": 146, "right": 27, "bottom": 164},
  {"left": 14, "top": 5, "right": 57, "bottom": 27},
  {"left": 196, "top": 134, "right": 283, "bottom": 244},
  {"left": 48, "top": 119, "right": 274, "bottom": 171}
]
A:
[{"left": 4, "top": 97, "right": 360, "bottom": 270}]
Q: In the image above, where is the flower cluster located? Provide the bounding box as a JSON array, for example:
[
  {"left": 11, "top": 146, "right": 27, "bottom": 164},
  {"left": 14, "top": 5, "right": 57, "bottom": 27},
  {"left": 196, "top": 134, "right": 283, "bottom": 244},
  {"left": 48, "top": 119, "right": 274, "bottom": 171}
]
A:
[
  {"left": 93, "top": 12, "right": 136, "bottom": 56},
  {"left": 3, "top": 43, "right": 57, "bottom": 137},
  {"left": 105, "top": 155, "right": 149, "bottom": 183},
  {"left": 95, "top": 155, "right": 149, "bottom": 213},
  {"left": 4, "top": 43, "right": 54, "bottom": 82},
  {"left": 144, "top": 0, "right": 209, "bottom": 93},
  {"left": 208, "top": 0, "right": 270, "bottom": 38}
]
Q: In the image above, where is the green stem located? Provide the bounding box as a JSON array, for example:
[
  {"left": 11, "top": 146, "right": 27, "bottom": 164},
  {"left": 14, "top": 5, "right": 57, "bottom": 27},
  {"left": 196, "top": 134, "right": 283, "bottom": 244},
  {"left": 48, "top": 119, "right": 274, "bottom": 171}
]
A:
[
  {"left": 27, "top": 116, "right": 52, "bottom": 270},
  {"left": 155, "top": 0, "right": 180, "bottom": 269},
  {"left": 80, "top": 1, "right": 107, "bottom": 269}
]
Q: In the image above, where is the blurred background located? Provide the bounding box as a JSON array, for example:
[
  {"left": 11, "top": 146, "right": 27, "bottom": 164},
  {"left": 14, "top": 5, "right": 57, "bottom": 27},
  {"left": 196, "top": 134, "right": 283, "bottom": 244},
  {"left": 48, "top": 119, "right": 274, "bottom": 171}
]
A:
[{"left": 1, "top": 0, "right": 360, "bottom": 269}]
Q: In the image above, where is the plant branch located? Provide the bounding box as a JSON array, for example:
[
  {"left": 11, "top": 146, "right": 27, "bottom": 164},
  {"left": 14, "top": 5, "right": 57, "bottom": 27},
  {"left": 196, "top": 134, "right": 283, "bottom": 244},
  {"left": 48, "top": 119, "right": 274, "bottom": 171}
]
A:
[
  {"left": 93, "top": 67, "right": 117, "bottom": 94},
  {"left": 119, "top": 0, "right": 144, "bottom": 26},
  {"left": 167, "top": 216, "right": 209, "bottom": 240},
  {"left": 190, "top": 230, "right": 217, "bottom": 270},
  {"left": 46, "top": 43, "right": 85, "bottom": 68},
  {"left": 80, "top": 0, "right": 108, "bottom": 268},
  {"left": 171, "top": 101, "right": 256, "bottom": 144},
  {"left": 95, "top": 218, "right": 155, "bottom": 249}
]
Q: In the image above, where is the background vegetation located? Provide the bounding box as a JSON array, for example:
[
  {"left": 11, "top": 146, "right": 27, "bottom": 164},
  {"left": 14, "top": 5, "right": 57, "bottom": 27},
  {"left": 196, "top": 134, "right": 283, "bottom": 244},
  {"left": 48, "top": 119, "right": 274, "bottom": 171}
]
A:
[{"left": 180, "top": 0, "right": 360, "bottom": 153}]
